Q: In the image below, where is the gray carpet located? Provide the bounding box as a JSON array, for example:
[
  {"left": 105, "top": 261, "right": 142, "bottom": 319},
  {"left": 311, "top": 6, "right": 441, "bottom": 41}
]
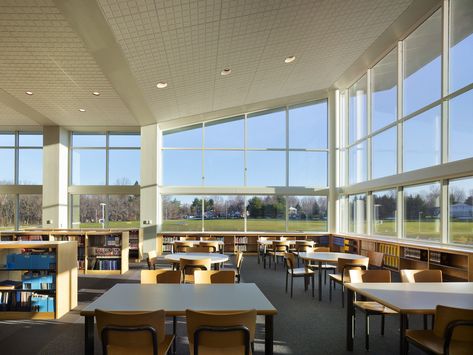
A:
[{"left": 0, "top": 256, "right": 426, "bottom": 354}]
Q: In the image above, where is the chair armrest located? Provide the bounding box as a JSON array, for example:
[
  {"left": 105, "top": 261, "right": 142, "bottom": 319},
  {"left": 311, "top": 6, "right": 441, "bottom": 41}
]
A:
[{"left": 444, "top": 320, "right": 473, "bottom": 355}]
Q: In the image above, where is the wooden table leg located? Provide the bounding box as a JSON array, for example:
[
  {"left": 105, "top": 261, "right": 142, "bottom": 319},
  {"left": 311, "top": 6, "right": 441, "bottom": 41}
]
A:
[
  {"left": 265, "top": 314, "right": 274, "bottom": 355},
  {"left": 84, "top": 315, "right": 94, "bottom": 355},
  {"left": 346, "top": 288, "right": 354, "bottom": 351},
  {"left": 400, "top": 314, "right": 408, "bottom": 355},
  {"left": 318, "top": 261, "right": 323, "bottom": 301}
]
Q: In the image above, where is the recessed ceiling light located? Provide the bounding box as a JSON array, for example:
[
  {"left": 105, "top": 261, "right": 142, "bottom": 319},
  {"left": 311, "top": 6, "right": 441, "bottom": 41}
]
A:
[
  {"left": 25, "top": 91, "right": 33, "bottom": 95},
  {"left": 92, "top": 91, "right": 101, "bottom": 96},
  {"left": 284, "top": 55, "right": 296, "bottom": 63},
  {"left": 78, "top": 108, "right": 86, "bottom": 112},
  {"left": 156, "top": 82, "right": 168, "bottom": 89},
  {"left": 220, "top": 68, "right": 232, "bottom": 76}
]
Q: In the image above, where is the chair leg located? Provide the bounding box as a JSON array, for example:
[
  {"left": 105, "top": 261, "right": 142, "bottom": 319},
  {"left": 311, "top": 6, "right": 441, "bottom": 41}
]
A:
[
  {"left": 324, "top": 268, "right": 327, "bottom": 285},
  {"left": 431, "top": 315, "right": 435, "bottom": 329},
  {"left": 423, "top": 314, "right": 428, "bottom": 330},
  {"left": 342, "top": 285, "right": 345, "bottom": 308},
  {"left": 290, "top": 276, "right": 294, "bottom": 298},
  {"left": 172, "top": 316, "right": 177, "bottom": 353},
  {"left": 312, "top": 274, "right": 315, "bottom": 298},
  {"left": 329, "top": 279, "right": 332, "bottom": 301},
  {"left": 285, "top": 272, "right": 288, "bottom": 293},
  {"left": 381, "top": 314, "right": 385, "bottom": 335},
  {"left": 365, "top": 313, "right": 370, "bottom": 351}
]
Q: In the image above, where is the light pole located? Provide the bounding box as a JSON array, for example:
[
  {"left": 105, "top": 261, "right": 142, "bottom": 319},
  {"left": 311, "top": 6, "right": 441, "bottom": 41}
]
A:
[
  {"left": 100, "top": 203, "right": 106, "bottom": 229},
  {"left": 418, "top": 211, "right": 423, "bottom": 233}
]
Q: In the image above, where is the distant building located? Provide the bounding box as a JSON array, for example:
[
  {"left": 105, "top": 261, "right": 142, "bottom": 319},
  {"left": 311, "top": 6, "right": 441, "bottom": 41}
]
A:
[{"left": 450, "top": 203, "right": 473, "bottom": 220}]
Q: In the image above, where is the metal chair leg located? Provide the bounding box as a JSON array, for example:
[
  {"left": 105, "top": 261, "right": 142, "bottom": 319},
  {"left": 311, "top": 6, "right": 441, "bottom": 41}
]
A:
[
  {"left": 381, "top": 314, "right": 385, "bottom": 335},
  {"left": 285, "top": 272, "right": 288, "bottom": 293},
  {"left": 329, "top": 279, "right": 332, "bottom": 301},
  {"left": 312, "top": 274, "right": 315, "bottom": 298},
  {"left": 290, "top": 276, "right": 293, "bottom": 298},
  {"left": 365, "top": 313, "right": 370, "bottom": 351}
]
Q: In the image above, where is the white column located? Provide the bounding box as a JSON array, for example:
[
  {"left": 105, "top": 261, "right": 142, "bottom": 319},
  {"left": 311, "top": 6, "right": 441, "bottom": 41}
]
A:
[
  {"left": 140, "top": 124, "right": 161, "bottom": 253},
  {"left": 42, "top": 126, "right": 69, "bottom": 228},
  {"left": 328, "top": 90, "right": 338, "bottom": 233}
]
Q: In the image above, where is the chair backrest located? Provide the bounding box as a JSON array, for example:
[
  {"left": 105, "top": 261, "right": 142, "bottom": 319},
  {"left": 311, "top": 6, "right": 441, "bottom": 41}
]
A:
[
  {"left": 175, "top": 241, "right": 193, "bottom": 252},
  {"left": 295, "top": 240, "right": 314, "bottom": 252},
  {"left": 433, "top": 305, "right": 473, "bottom": 341},
  {"left": 400, "top": 269, "right": 443, "bottom": 283},
  {"left": 199, "top": 241, "right": 219, "bottom": 253},
  {"left": 186, "top": 309, "right": 257, "bottom": 354},
  {"left": 314, "top": 246, "right": 330, "bottom": 252},
  {"left": 201, "top": 236, "right": 217, "bottom": 241},
  {"left": 284, "top": 253, "right": 296, "bottom": 270},
  {"left": 146, "top": 251, "right": 158, "bottom": 270},
  {"left": 194, "top": 270, "right": 236, "bottom": 284},
  {"left": 140, "top": 270, "right": 182, "bottom": 284},
  {"left": 337, "top": 257, "right": 369, "bottom": 275},
  {"left": 186, "top": 246, "right": 212, "bottom": 253},
  {"left": 96, "top": 309, "right": 165, "bottom": 355},
  {"left": 180, "top": 258, "right": 211, "bottom": 275},
  {"left": 368, "top": 250, "right": 384, "bottom": 268},
  {"left": 349, "top": 269, "right": 391, "bottom": 283},
  {"left": 272, "top": 240, "right": 289, "bottom": 252},
  {"left": 236, "top": 251, "right": 244, "bottom": 271}
]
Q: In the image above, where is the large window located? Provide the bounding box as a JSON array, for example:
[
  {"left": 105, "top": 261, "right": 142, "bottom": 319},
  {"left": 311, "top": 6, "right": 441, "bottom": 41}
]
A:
[
  {"left": 0, "top": 193, "right": 42, "bottom": 230},
  {"left": 246, "top": 195, "right": 286, "bottom": 232},
  {"left": 404, "top": 183, "right": 441, "bottom": 241},
  {"left": 0, "top": 132, "right": 42, "bottom": 185},
  {"left": 71, "top": 132, "right": 140, "bottom": 185},
  {"left": 349, "top": 75, "right": 367, "bottom": 143},
  {"left": 372, "top": 189, "right": 397, "bottom": 236},
  {"left": 203, "top": 196, "right": 245, "bottom": 232},
  {"left": 372, "top": 127, "right": 397, "bottom": 179},
  {"left": 162, "top": 195, "right": 203, "bottom": 232},
  {"left": 0, "top": 194, "right": 15, "bottom": 230},
  {"left": 449, "top": 176, "right": 473, "bottom": 245},
  {"left": 287, "top": 196, "right": 327, "bottom": 232},
  {"left": 449, "top": 88, "right": 473, "bottom": 162}
]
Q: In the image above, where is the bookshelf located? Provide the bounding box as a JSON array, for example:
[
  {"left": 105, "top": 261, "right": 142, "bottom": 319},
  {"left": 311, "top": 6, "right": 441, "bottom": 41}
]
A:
[
  {"left": 86, "top": 231, "right": 129, "bottom": 275},
  {"left": 0, "top": 241, "right": 77, "bottom": 319}
]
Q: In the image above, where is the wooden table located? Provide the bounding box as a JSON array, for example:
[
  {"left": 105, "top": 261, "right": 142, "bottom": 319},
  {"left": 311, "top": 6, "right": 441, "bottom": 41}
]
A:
[
  {"left": 298, "top": 252, "right": 367, "bottom": 301},
  {"left": 344, "top": 282, "right": 473, "bottom": 354},
  {"left": 170, "top": 240, "right": 225, "bottom": 252},
  {"left": 81, "top": 283, "right": 277, "bottom": 355}
]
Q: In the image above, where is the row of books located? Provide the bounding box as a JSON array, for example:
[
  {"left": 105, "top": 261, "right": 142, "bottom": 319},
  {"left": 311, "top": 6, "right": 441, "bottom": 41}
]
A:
[
  {"left": 89, "top": 247, "right": 121, "bottom": 256},
  {"left": 89, "top": 259, "right": 121, "bottom": 270},
  {"left": 0, "top": 290, "right": 54, "bottom": 313},
  {"left": 403, "top": 247, "right": 428, "bottom": 261},
  {"left": 104, "top": 235, "right": 121, "bottom": 247},
  {"left": 378, "top": 243, "right": 399, "bottom": 257}
]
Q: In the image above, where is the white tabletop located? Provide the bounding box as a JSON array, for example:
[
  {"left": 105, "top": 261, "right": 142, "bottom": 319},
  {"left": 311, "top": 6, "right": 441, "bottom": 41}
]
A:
[
  {"left": 81, "top": 283, "right": 277, "bottom": 316},
  {"left": 169, "top": 240, "right": 224, "bottom": 245},
  {"left": 299, "top": 252, "right": 366, "bottom": 262},
  {"left": 345, "top": 282, "right": 473, "bottom": 314},
  {"left": 164, "top": 252, "right": 229, "bottom": 264}
]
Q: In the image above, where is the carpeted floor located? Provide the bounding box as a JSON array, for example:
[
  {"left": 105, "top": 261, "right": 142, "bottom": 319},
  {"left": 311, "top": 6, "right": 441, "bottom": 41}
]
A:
[{"left": 0, "top": 255, "right": 426, "bottom": 354}]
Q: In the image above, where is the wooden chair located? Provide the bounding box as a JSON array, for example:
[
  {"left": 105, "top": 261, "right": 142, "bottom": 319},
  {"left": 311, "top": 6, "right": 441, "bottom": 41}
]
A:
[
  {"left": 141, "top": 270, "right": 182, "bottom": 284},
  {"left": 199, "top": 241, "right": 219, "bottom": 253},
  {"left": 401, "top": 269, "right": 443, "bottom": 329},
  {"left": 264, "top": 241, "right": 289, "bottom": 270},
  {"left": 201, "top": 236, "right": 217, "bottom": 241},
  {"left": 328, "top": 256, "right": 369, "bottom": 307},
  {"left": 186, "top": 309, "right": 257, "bottom": 355},
  {"left": 180, "top": 258, "right": 211, "bottom": 283},
  {"left": 186, "top": 246, "right": 213, "bottom": 253},
  {"left": 307, "top": 246, "right": 337, "bottom": 284},
  {"left": 406, "top": 305, "right": 473, "bottom": 355},
  {"left": 349, "top": 269, "right": 397, "bottom": 351},
  {"left": 367, "top": 250, "right": 384, "bottom": 269},
  {"left": 284, "top": 252, "right": 315, "bottom": 298},
  {"left": 174, "top": 241, "right": 193, "bottom": 253},
  {"left": 147, "top": 251, "right": 159, "bottom": 270},
  {"left": 293, "top": 240, "right": 314, "bottom": 267},
  {"left": 194, "top": 270, "right": 236, "bottom": 284},
  {"left": 96, "top": 309, "right": 174, "bottom": 355}
]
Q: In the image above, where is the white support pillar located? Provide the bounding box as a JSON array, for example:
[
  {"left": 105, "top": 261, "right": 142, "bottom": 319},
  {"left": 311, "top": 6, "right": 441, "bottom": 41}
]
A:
[
  {"left": 42, "top": 126, "right": 69, "bottom": 228},
  {"left": 328, "top": 89, "right": 338, "bottom": 233},
  {"left": 140, "top": 124, "right": 161, "bottom": 254}
]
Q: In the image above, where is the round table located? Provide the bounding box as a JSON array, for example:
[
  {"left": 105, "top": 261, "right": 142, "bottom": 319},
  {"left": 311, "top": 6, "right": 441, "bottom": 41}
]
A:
[
  {"left": 299, "top": 252, "right": 368, "bottom": 301},
  {"left": 170, "top": 240, "right": 225, "bottom": 252},
  {"left": 164, "top": 253, "right": 229, "bottom": 270}
]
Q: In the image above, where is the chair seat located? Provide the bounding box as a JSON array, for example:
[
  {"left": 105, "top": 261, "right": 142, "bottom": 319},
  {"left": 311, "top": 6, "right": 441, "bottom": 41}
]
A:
[
  {"left": 268, "top": 251, "right": 286, "bottom": 256},
  {"left": 328, "top": 273, "right": 347, "bottom": 284},
  {"left": 107, "top": 334, "right": 174, "bottom": 355},
  {"left": 288, "top": 268, "right": 315, "bottom": 276},
  {"left": 406, "top": 329, "right": 473, "bottom": 355},
  {"left": 184, "top": 274, "right": 195, "bottom": 283},
  {"left": 354, "top": 301, "right": 397, "bottom": 314},
  {"left": 309, "top": 263, "right": 336, "bottom": 270},
  {"left": 190, "top": 345, "right": 252, "bottom": 355}
]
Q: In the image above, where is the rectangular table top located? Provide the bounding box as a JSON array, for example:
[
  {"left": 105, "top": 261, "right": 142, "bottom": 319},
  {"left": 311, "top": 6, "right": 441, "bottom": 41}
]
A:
[
  {"left": 80, "top": 283, "right": 277, "bottom": 317},
  {"left": 345, "top": 282, "right": 473, "bottom": 314}
]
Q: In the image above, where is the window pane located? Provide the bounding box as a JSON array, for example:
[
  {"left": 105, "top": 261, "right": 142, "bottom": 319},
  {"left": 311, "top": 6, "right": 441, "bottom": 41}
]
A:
[
  {"left": 72, "top": 150, "right": 106, "bottom": 185},
  {"left": 349, "top": 194, "right": 366, "bottom": 234},
  {"left": 109, "top": 134, "right": 140, "bottom": 147},
  {"left": 287, "top": 196, "right": 327, "bottom": 232},
  {"left": 18, "top": 194, "right": 42, "bottom": 229},
  {"left": 0, "top": 194, "right": 15, "bottom": 230},
  {"left": 109, "top": 149, "right": 140, "bottom": 185},
  {"left": 108, "top": 194, "right": 140, "bottom": 228},
  {"left": 349, "top": 75, "right": 367, "bottom": 143},
  {"left": 19, "top": 133, "right": 42, "bottom": 147},
  {"left": 371, "top": 49, "right": 397, "bottom": 131},
  {"left": 289, "top": 101, "right": 327, "bottom": 149},
  {"left": 403, "top": 106, "right": 441, "bottom": 172},
  {"left": 247, "top": 109, "right": 285, "bottom": 148},
  {"left": 246, "top": 151, "right": 285, "bottom": 186},
  {"left": 449, "top": 176, "right": 473, "bottom": 245},
  {"left": 162, "top": 150, "right": 202, "bottom": 186},
  {"left": 162, "top": 195, "right": 202, "bottom": 231},
  {"left": 204, "top": 151, "right": 244, "bottom": 186},
  {"left": 289, "top": 152, "right": 327, "bottom": 187},
  {"left": 0, "top": 149, "right": 15, "bottom": 184},
  {"left": 71, "top": 194, "right": 107, "bottom": 228},
  {"left": 162, "top": 125, "right": 202, "bottom": 148},
  {"left": 403, "top": 10, "right": 442, "bottom": 115},
  {"left": 449, "top": 89, "right": 473, "bottom": 161},
  {"left": 246, "top": 195, "right": 286, "bottom": 231},
  {"left": 72, "top": 133, "right": 106, "bottom": 147},
  {"left": 373, "top": 189, "right": 397, "bottom": 236},
  {"left": 18, "top": 149, "right": 43, "bottom": 185},
  {"left": 203, "top": 196, "right": 245, "bottom": 231},
  {"left": 450, "top": 0, "right": 473, "bottom": 92},
  {"left": 204, "top": 117, "right": 244, "bottom": 148},
  {"left": 372, "top": 127, "right": 397, "bottom": 179},
  {"left": 349, "top": 141, "right": 367, "bottom": 184},
  {"left": 0, "top": 133, "right": 14, "bottom": 146},
  {"left": 404, "top": 183, "right": 441, "bottom": 241}
]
